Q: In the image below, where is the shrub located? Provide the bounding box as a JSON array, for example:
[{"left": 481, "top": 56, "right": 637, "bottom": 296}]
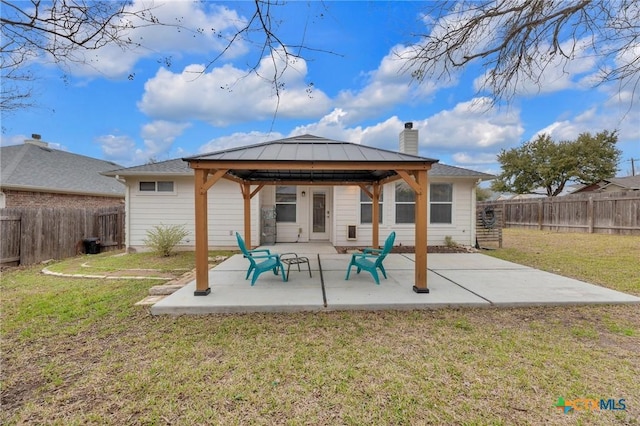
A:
[
  {"left": 143, "top": 224, "right": 189, "bottom": 257},
  {"left": 444, "top": 235, "right": 458, "bottom": 248}
]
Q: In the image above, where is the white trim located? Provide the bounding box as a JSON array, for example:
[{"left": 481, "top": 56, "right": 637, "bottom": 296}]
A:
[
  {"left": 429, "top": 182, "right": 455, "bottom": 226},
  {"left": 137, "top": 180, "right": 177, "bottom": 195}
]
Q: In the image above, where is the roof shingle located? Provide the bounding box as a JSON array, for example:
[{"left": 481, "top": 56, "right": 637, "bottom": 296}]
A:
[{"left": 1, "top": 143, "right": 125, "bottom": 196}]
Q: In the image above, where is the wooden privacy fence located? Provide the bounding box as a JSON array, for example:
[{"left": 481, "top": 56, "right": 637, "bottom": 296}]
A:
[
  {"left": 480, "top": 191, "right": 640, "bottom": 235},
  {"left": 1, "top": 206, "right": 124, "bottom": 266},
  {"left": 476, "top": 205, "right": 503, "bottom": 248}
]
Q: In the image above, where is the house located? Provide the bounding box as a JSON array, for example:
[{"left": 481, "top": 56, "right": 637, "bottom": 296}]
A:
[
  {"left": 104, "top": 125, "right": 493, "bottom": 252},
  {"left": 0, "top": 135, "right": 125, "bottom": 208},
  {"left": 573, "top": 175, "right": 640, "bottom": 194}
]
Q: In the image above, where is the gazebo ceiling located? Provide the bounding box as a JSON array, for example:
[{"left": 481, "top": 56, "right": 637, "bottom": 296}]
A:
[
  {"left": 226, "top": 168, "right": 397, "bottom": 183},
  {"left": 183, "top": 134, "right": 438, "bottom": 184}
]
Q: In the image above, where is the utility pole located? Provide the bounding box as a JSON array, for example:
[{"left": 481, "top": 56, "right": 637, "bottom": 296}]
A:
[{"left": 629, "top": 158, "right": 639, "bottom": 176}]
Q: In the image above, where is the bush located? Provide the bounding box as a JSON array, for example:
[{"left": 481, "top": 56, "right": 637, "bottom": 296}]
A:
[
  {"left": 444, "top": 235, "right": 458, "bottom": 248},
  {"left": 143, "top": 224, "right": 189, "bottom": 257}
]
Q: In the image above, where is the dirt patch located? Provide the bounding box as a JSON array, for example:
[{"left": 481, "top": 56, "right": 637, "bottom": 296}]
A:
[{"left": 334, "top": 245, "right": 476, "bottom": 254}]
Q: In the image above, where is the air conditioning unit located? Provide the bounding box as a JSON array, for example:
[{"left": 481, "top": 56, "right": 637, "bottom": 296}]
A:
[{"left": 347, "top": 225, "right": 357, "bottom": 240}]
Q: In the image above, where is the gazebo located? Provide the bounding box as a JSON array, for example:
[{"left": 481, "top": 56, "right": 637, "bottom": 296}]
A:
[{"left": 183, "top": 135, "right": 438, "bottom": 296}]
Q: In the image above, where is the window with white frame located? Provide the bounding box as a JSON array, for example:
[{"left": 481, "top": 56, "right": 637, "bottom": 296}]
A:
[
  {"left": 360, "top": 187, "right": 383, "bottom": 224},
  {"left": 139, "top": 181, "right": 174, "bottom": 193},
  {"left": 430, "top": 183, "right": 453, "bottom": 224},
  {"left": 275, "top": 186, "right": 296, "bottom": 222},
  {"left": 395, "top": 182, "right": 415, "bottom": 224}
]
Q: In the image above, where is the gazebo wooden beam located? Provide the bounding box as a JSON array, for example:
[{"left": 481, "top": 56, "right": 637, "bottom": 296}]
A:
[
  {"left": 396, "top": 170, "right": 422, "bottom": 195},
  {"left": 188, "top": 160, "right": 432, "bottom": 171},
  {"left": 413, "top": 169, "right": 430, "bottom": 293},
  {"left": 201, "top": 169, "right": 229, "bottom": 194},
  {"left": 372, "top": 183, "right": 380, "bottom": 248},
  {"left": 243, "top": 180, "right": 383, "bottom": 187},
  {"left": 187, "top": 148, "right": 436, "bottom": 296},
  {"left": 194, "top": 168, "right": 211, "bottom": 296},
  {"left": 242, "top": 182, "right": 252, "bottom": 248}
]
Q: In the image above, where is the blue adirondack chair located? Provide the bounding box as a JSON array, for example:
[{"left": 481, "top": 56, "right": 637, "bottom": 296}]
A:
[
  {"left": 236, "top": 232, "right": 286, "bottom": 285},
  {"left": 345, "top": 231, "right": 396, "bottom": 285}
]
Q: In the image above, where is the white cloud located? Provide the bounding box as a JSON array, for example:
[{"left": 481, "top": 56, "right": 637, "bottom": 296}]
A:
[
  {"left": 198, "top": 131, "right": 284, "bottom": 154},
  {"left": 96, "top": 120, "right": 190, "bottom": 165},
  {"left": 138, "top": 120, "right": 191, "bottom": 158},
  {"left": 474, "top": 37, "right": 597, "bottom": 96},
  {"left": 95, "top": 134, "right": 138, "bottom": 164},
  {"left": 0, "top": 134, "right": 27, "bottom": 147},
  {"left": 336, "top": 44, "right": 455, "bottom": 124},
  {"left": 60, "top": 2, "right": 249, "bottom": 78},
  {"left": 138, "top": 52, "right": 331, "bottom": 126},
  {"left": 452, "top": 152, "right": 498, "bottom": 165},
  {"left": 534, "top": 103, "right": 640, "bottom": 143},
  {"left": 419, "top": 98, "right": 524, "bottom": 150}
]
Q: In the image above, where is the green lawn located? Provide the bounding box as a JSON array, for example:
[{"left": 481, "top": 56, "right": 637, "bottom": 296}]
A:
[{"left": 1, "top": 230, "right": 639, "bottom": 425}]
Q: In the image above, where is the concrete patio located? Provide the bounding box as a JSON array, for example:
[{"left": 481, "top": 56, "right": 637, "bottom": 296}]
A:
[{"left": 151, "top": 243, "right": 640, "bottom": 315}]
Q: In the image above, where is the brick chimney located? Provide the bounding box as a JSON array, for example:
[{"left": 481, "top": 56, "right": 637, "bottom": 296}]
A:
[
  {"left": 25, "top": 133, "right": 48, "bottom": 147},
  {"left": 399, "top": 122, "right": 418, "bottom": 155}
]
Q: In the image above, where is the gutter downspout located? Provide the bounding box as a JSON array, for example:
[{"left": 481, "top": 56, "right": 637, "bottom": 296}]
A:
[{"left": 115, "top": 175, "right": 130, "bottom": 250}]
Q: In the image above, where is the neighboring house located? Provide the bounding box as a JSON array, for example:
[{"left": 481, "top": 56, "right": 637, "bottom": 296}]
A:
[
  {"left": 1, "top": 135, "right": 125, "bottom": 208},
  {"left": 104, "top": 126, "right": 493, "bottom": 251},
  {"left": 573, "top": 175, "right": 640, "bottom": 193},
  {"left": 494, "top": 184, "right": 584, "bottom": 200}
]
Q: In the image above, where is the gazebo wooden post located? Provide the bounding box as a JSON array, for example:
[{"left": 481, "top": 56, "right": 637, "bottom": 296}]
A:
[
  {"left": 242, "top": 181, "right": 252, "bottom": 248},
  {"left": 413, "top": 169, "right": 429, "bottom": 293},
  {"left": 194, "top": 168, "right": 211, "bottom": 296},
  {"left": 372, "top": 183, "right": 380, "bottom": 248}
]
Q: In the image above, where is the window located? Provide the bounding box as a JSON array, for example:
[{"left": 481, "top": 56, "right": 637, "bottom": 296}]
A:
[
  {"left": 157, "top": 181, "right": 174, "bottom": 192},
  {"left": 430, "top": 183, "right": 453, "bottom": 224},
  {"left": 139, "top": 181, "right": 174, "bottom": 193},
  {"left": 139, "top": 181, "right": 156, "bottom": 191},
  {"left": 360, "top": 187, "right": 383, "bottom": 224},
  {"left": 275, "top": 186, "right": 296, "bottom": 222},
  {"left": 395, "top": 182, "right": 415, "bottom": 224}
]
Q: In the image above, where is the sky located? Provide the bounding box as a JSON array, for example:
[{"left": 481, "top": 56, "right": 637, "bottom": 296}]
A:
[{"left": 2, "top": 1, "right": 639, "bottom": 177}]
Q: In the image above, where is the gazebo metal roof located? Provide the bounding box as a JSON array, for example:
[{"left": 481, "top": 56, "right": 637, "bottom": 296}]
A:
[{"left": 184, "top": 134, "right": 438, "bottom": 184}]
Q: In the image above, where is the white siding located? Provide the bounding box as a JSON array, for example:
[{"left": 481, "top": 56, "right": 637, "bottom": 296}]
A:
[
  {"left": 127, "top": 176, "right": 259, "bottom": 251},
  {"left": 426, "top": 178, "right": 475, "bottom": 247},
  {"left": 333, "top": 179, "right": 477, "bottom": 247},
  {"left": 262, "top": 185, "right": 310, "bottom": 243},
  {"left": 126, "top": 176, "right": 478, "bottom": 251}
]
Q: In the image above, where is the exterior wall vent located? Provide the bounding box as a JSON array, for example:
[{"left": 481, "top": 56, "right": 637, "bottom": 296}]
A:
[{"left": 347, "top": 225, "right": 357, "bottom": 240}]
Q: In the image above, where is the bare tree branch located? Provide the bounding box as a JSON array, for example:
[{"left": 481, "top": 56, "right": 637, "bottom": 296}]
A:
[{"left": 401, "top": 0, "right": 640, "bottom": 105}]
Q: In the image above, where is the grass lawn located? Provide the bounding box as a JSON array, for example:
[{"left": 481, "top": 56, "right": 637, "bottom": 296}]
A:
[{"left": 1, "top": 230, "right": 639, "bottom": 425}]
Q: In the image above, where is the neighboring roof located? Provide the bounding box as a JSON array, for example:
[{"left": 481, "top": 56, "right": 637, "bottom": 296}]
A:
[
  {"left": 430, "top": 163, "right": 494, "bottom": 180},
  {"left": 1, "top": 142, "right": 125, "bottom": 197},
  {"left": 573, "top": 175, "right": 640, "bottom": 193},
  {"left": 103, "top": 158, "right": 192, "bottom": 177},
  {"left": 606, "top": 175, "right": 640, "bottom": 189}
]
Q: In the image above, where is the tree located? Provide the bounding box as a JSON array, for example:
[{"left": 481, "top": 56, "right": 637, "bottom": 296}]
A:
[
  {"left": 1, "top": 0, "right": 320, "bottom": 113},
  {"left": 402, "top": 0, "right": 640, "bottom": 104},
  {"left": 476, "top": 186, "right": 493, "bottom": 201},
  {"left": 1, "top": 1, "right": 155, "bottom": 111},
  {"left": 491, "top": 131, "right": 621, "bottom": 196}
]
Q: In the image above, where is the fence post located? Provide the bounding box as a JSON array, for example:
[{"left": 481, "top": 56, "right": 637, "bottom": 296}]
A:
[
  {"left": 537, "top": 199, "right": 543, "bottom": 230},
  {"left": 587, "top": 196, "right": 594, "bottom": 233}
]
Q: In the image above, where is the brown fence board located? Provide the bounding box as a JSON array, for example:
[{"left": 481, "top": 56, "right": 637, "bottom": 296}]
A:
[
  {"left": 481, "top": 191, "right": 640, "bottom": 236},
  {"left": 1, "top": 215, "right": 21, "bottom": 265},
  {"left": 0, "top": 206, "right": 125, "bottom": 266},
  {"left": 476, "top": 206, "right": 503, "bottom": 248}
]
